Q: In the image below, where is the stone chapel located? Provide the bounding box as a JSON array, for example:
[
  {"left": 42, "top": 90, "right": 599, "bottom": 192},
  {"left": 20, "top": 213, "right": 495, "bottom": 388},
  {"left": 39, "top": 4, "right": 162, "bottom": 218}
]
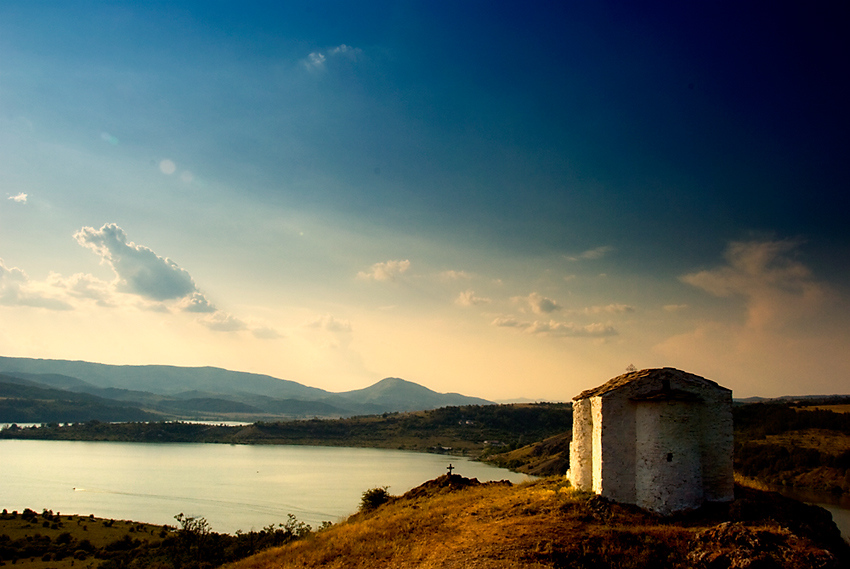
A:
[{"left": 567, "top": 367, "right": 734, "bottom": 515}]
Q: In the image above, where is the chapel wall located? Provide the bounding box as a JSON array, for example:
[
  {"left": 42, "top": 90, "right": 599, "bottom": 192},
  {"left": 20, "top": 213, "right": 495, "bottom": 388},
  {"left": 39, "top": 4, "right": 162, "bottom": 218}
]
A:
[{"left": 568, "top": 397, "right": 593, "bottom": 491}]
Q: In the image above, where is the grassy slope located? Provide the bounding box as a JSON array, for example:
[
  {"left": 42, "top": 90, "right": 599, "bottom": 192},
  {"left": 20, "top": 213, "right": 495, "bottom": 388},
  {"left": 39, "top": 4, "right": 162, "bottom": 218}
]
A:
[
  {"left": 0, "top": 510, "right": 168, "bottom": 569},
  {"left": 224, "top": 476, "right": 849, "bottom": 569}
]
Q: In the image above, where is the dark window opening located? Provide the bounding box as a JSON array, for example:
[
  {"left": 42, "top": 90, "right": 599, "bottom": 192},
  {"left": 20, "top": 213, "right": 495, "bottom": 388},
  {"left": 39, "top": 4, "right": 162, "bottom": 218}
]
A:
[{"left": 666, "top": 453, "right": 673, "bottom": 462}]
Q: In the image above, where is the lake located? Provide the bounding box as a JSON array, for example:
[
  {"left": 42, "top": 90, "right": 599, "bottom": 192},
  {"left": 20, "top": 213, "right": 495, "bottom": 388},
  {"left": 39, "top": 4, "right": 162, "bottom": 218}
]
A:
[{"left": 0, "top": 440, "right": 530, "bottom": 534}]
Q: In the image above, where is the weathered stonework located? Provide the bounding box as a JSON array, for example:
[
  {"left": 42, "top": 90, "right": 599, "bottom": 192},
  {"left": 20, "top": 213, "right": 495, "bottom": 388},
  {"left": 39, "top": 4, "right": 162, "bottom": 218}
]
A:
[{"left": 567, "top": 368, "right": 733, "bottom": 515}]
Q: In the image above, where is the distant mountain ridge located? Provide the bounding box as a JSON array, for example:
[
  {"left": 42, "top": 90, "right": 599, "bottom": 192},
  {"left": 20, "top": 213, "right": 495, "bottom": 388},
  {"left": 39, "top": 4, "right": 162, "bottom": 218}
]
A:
[{"left": 0, "top": 356, "right": 492, "bottom": 423}]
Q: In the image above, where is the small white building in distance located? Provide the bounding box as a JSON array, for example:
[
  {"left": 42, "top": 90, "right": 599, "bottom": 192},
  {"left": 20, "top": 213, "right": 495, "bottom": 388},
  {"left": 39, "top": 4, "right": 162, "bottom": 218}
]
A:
[{"left": 567, "top": 367, "right": 734, "bottom": 515}]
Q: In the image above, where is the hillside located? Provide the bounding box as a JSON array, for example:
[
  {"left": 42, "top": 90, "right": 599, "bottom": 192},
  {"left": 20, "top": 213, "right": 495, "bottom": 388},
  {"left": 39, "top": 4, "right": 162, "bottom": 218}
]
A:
[
  {"left": 0, "top": 356, "right": 494, "bottom": 421},
  {"left": 224, "top": 475, "right": 849, "bottom": 569},
  {"left": 0, "top": 403, "right": 573, "bottom": 455}
]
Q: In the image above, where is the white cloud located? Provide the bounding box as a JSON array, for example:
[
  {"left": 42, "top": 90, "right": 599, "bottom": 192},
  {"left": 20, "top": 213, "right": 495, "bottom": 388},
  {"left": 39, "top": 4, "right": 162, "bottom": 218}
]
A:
[
  {"left": 307, "top": 314, "right": 353, "bottom": 333},
  {"left": 492, "top": 316, "right": 616, "bottom": 338},
  {"left": 199, "top": 311, "right": 246, "bottom": 332},
  {"left": 252, "top": 326, "right": 283, "bottom": 340},
  {"left": 439, "top": 270, "right": 472, "bottom": 281},
  {"left": 521, "top": 292, "right": 561, "bottom": 314},
  {"left": 357, "top": 259, "right": 411, "bottom": 282},
  {"left": 455, "top": 290, "right": 491, "bottom": 307},
  {"left": 304, "top": 44, "right": 362, "bottom": 70},
  {"left": 0, "top": 259, "right": 72, "bottom": 310},
  {"left": 584, "top": 303, "right": 635, "bottom": 314},
  {"left": 305, "top": 51, "right": 326, "bottom": 69},
  {"left": 179, "top": 292, "right": 217, "bottom": 313},
  {"left": 74, "top": 223, "right": 199, "bottom": 302},
  {"left": 7, "top": 193, "right": 27, "bottom": 204},
  {"left": 565, "top": 245, "right": 614, "bottom": 261},
  {"left": 47, "top": 272, "right": 115, "bottom": 306}
]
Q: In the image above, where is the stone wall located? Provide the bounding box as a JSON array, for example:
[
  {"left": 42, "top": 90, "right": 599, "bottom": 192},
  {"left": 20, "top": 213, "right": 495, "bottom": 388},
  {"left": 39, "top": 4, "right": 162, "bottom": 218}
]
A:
[{"left": 567, "top": 368, "right": 734, "bottom": 515}]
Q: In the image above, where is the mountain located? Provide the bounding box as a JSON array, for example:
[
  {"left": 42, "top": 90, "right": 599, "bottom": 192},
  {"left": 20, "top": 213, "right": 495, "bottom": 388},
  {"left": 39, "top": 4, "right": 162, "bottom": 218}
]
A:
[
  {"left": 338, "top": 377, "right": 492, "bottom": 412},
  {"left": 0, "top": 375, "right": 159, "bottom": 423},
  {"left": 0, "top": 356, "right": 493, "bottom": 421}
]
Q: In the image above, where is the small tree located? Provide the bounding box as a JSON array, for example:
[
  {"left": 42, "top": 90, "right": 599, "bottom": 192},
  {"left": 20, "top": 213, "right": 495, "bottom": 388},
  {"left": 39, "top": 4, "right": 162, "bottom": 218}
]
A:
[{"left": 359, "top": 487, "right": 391, "bottom": 512}]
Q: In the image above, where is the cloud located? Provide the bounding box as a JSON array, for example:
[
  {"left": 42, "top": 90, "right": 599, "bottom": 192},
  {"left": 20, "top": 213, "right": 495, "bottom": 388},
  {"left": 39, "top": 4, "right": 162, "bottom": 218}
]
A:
[
  {"left": 680, "top": 239, "right": 826, "bottom": 330},
  {"left": 663, "top": 304, "right": 688, "bottom": 312},
  {"left": 357, "top": 259, "right": 411, "bottom": 282},
  {"left": 520, "top": 292, "right": 561, "bottom": 314},
  {"left": 653, "top": 239, "right": 850, "bottom": 396},
  {"left": 47, "top": 272, "right": 115, "bottom": 306},
  {"left": 74, "top": 223, "right": 199, "bottom": 302},
  {"left": 492, "top": 316, "right": 617, "bottom": 338},
  {"left": 0, "top": 259, "right": 72, "bottom": 310},
  {"left": 179, "top": 292, "right": 217, "bottom": 313},
  {"left": 439, "top": 270, "right": 472, "bottom": 281},
  {"left": 199, "top": 311, "right": 247, "bottom": 332},
  {"left": 565, "top": 246, "right": 614, "bottom": 262},
  {"left": 455, "top": 290, "right": 491, "bottom": 307},
  {"left": 252, "top": 326, "right": 283, "bottom": 340},
  {"left": 7, "top": 193, "right": 27, "bottom": 204},
  {"left": 583, "top": 303, "right": 635, "bottom": 314},
  {"left": 305, "top": 51, "right": 326, "bottom": 69},
  {"left": 304, "top": 44, "right": 362, "bottom": 70},
  {"left": 307, "top": 314, "right": 353, "bottom": 333}
]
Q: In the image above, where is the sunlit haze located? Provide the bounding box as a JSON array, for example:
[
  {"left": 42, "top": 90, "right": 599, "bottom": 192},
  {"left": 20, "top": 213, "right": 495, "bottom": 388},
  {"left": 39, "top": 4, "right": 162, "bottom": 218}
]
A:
[{"left": 1, "top": 2, "right": 848, "bottom": 400}]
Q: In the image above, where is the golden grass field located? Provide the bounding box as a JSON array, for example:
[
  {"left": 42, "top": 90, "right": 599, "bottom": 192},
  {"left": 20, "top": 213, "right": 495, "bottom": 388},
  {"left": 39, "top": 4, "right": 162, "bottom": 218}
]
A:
[{"left": 223, "top": 475, "right": 847, "bottom": 569}]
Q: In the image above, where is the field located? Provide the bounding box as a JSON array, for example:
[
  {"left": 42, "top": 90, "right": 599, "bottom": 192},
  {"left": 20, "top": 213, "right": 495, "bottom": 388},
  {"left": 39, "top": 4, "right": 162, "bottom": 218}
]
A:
[
  {"left": 0, "top": 509, "right": 169, "bottom": 568},
  {"left": 223, "top": 475, "right": 849, "bottom": 569}
]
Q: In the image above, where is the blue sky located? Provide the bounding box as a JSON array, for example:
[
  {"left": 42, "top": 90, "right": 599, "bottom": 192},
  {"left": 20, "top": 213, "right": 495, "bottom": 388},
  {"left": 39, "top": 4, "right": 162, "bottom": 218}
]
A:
[{"left": 1, "top": 1, "right": 848, "bottom": 399}]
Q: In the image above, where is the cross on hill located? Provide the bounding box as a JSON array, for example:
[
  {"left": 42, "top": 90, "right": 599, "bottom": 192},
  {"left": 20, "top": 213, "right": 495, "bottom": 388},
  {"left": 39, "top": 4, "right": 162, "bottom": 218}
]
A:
[{"left": 447, "top": 463, "right": 455, "bottom": 475}]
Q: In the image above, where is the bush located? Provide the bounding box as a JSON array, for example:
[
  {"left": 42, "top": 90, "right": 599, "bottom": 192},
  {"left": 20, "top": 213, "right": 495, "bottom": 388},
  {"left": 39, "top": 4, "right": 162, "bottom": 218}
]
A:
[{"left": 360, "top": 487, "right": 391, "bottom": 512}]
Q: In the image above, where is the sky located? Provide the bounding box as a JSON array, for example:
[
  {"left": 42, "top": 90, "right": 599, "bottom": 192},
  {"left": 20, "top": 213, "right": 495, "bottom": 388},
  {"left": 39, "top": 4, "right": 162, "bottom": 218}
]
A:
[{"left": 1, "top": 1, "right": 848, "bottom": 401}]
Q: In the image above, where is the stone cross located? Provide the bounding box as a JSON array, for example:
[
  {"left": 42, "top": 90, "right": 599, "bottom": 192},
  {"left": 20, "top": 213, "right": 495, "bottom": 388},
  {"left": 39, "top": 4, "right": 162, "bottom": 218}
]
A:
[{"left": 447, "top": 463, "right": 455, "bottom": 475}]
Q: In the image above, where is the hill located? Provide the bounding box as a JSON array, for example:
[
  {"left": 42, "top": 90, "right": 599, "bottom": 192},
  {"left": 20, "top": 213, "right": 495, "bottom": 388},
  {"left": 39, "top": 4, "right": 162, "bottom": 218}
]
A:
[
  {"left": 0, "top": 403, "right": 573, "bottom": 455},
  {"left": 223, "top": 475, "right": 849, "bottom": 569},
  {"left": 0, "top": 356, "right": 493, "bottom": 421}
]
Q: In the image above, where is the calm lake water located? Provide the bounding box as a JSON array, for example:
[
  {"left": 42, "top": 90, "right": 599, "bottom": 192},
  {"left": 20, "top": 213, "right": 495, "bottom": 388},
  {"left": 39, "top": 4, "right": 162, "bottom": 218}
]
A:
[{"left": 0, "top": 440, "right": 529, "bottom": 534}]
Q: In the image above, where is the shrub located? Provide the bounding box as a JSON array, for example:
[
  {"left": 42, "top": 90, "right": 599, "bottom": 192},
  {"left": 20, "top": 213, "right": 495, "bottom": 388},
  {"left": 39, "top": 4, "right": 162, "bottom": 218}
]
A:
[{"left": 360, "top": 487, "right": 391, "bottom": 512}]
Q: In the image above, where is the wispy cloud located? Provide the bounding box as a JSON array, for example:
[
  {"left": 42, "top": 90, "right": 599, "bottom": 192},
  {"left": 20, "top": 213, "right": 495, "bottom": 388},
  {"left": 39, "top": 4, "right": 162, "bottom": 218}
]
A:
[
  {"left": 492, "top": 316, "right": 616, "bottom": 338},
  {"left": 304, "top": 44, "right": 362, "bottom": 71},
  {"left": 681, "top": 239, "right": 825, "bottom": 330},
  {"left": 439, "top": 270, "right": 472, "bottom": 281},
  {"left": 7, "top": 193, "right": 28, "bottom": 204},
  {"left": 199, "top": 311, "right": 247, "bottom": 332},
  {"left": 583, "top": 303, "right": 634, "bottom": 314},
  {"left": 455, "top": 289, "right": 491, "bottom": 307},
  {"left": 663, "top": 304, "right": 688, "bottom": 312},
  {"left": 307, "top": 314, "right": 352, "bottom": 333},
  {"left": 565, "top": 245, "right": 614, "bottom": 262},
  {"left": 0, "top": 259, "right": 72, "bottom": 310},
  {"left": 357, "top": 259, "right": 411, "bottom": 282}
]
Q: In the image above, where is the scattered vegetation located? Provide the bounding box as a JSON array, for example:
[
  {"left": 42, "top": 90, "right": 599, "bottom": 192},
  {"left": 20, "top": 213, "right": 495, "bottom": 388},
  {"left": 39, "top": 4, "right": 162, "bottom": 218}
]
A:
[
  {"left": 0, "top": 402, "right": 573, "bottom": 456},
  {"left": 0, "top": 509, "right": 314, "bottom": 568},
  {"left": 734, "top": 402, "right": 850, "bottom": 494}
]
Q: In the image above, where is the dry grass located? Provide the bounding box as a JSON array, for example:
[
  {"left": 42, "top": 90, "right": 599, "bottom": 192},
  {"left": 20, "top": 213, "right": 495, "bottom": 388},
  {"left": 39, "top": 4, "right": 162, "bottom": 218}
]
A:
[
  {"left": 756, "top": 428, "right": 850, "bottom": 455},
  {"left": 795, "top": 405, "right": 850, "bottom": 414},
  {"left": 223, "top": 476, "right": 847, "bottom": 569},
  {"left": 734, "top": 472, "right": 774, "bottom": 492}
]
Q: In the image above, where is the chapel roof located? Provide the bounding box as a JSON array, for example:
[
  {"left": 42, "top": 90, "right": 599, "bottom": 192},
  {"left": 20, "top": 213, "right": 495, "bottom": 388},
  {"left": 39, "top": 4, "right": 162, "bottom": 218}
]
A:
[{"left": 573, "top": 367, "right": 729, "bottom": 401}]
